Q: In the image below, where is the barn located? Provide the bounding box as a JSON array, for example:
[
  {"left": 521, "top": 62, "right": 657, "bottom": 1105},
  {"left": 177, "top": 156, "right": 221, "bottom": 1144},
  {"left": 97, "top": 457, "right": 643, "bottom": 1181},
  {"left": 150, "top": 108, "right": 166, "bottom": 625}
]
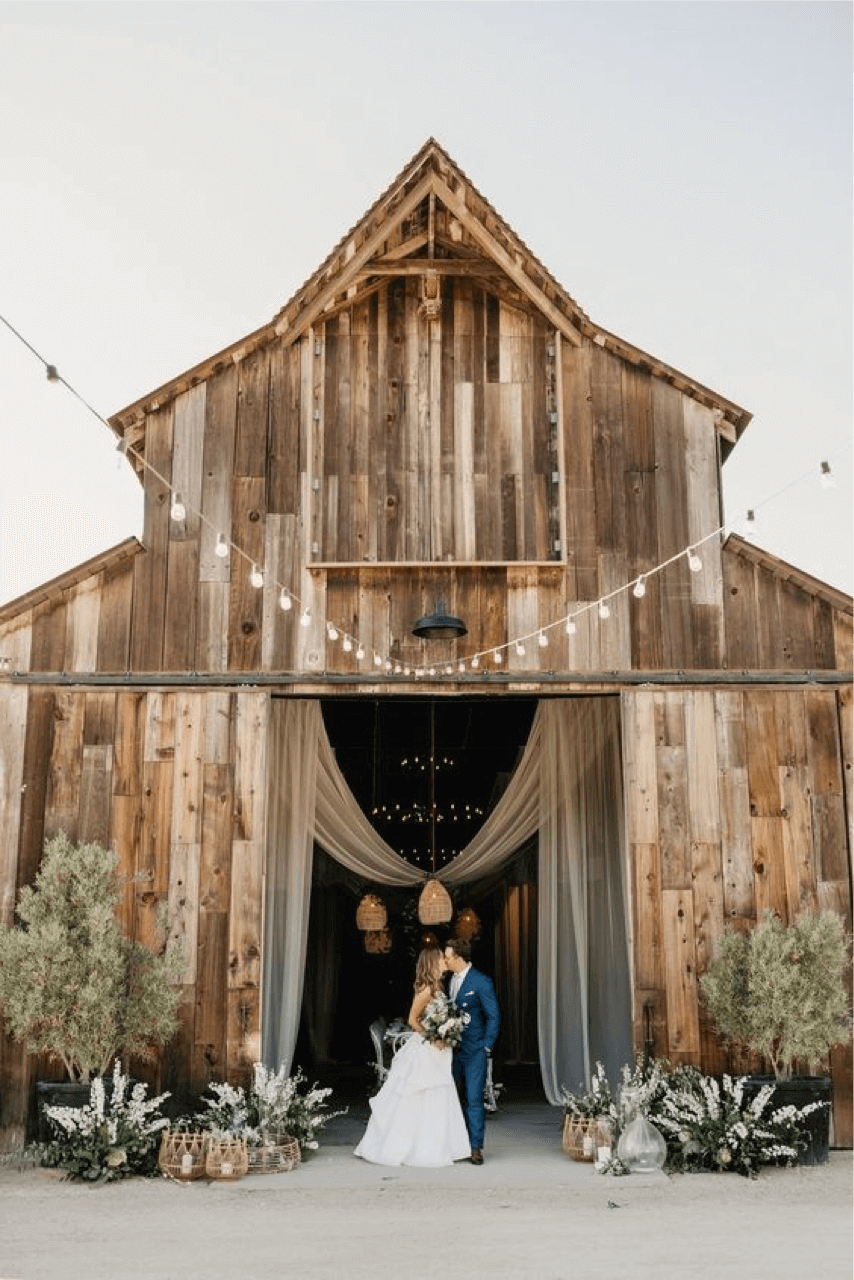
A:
[{"left": 0, "top": 139, "right": 851, "bottom": 1148}]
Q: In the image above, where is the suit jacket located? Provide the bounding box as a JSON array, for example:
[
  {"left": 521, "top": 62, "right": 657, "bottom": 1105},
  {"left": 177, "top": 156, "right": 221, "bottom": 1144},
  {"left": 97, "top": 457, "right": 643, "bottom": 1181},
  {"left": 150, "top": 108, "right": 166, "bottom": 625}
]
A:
[{"left": 451, "top": 966, "right": 500, "bottom": 1055}]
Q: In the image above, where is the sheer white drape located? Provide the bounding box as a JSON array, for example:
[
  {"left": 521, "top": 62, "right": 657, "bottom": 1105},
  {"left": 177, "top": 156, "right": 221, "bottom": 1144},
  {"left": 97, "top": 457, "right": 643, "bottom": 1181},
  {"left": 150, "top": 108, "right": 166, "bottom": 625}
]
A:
[
  {"left": 262, "top": 701, "right": 422, "bottom": 1072},
  {"left": 263, "top": 698, "right": 631, "bottom": 1094},
  {"left": 536, "top": 697, "right": 632, "bottom": 1103}
]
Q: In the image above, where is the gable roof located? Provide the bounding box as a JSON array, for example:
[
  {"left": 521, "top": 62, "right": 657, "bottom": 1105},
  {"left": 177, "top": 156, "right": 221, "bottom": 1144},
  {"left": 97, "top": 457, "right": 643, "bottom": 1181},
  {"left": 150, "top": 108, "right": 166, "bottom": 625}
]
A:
[
  {"left": 109, "top": 138, "right": 751, "bottom": 467},
  {"left": 723, "top": 533, "right": 853, "bottom": 615},
  {"left": 0, "top": 537, "right": 142, "bottom": 625}
]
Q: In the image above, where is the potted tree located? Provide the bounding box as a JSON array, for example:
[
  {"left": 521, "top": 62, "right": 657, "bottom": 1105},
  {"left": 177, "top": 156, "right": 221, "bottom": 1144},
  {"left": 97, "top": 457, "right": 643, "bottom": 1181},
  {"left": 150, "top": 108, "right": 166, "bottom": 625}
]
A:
[
  {"left": 700, "top": 909, "right": 851, "bottom": 1164},
  {"left": 0, "top": 833, "right": 181, "bottom": 1138}
]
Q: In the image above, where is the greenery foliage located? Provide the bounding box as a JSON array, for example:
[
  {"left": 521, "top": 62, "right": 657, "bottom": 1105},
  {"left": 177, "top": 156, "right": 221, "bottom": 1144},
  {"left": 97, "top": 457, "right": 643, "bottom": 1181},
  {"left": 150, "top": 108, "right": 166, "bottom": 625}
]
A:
[
  {"left": 563, "top": 1056, "right": 825, "bottom": 1179},
  {"left": 194, "top": 1063, "right": 347, "bottom": 1151},
  {"left": 0, "top": 833, "right": 181, "bottom": 1082},
  {"left": 38, "top": 1061, "right": 169, "bottom": 1183},
  {"left": 700, "top": 910, "right": 851, "bottom": 1081}
]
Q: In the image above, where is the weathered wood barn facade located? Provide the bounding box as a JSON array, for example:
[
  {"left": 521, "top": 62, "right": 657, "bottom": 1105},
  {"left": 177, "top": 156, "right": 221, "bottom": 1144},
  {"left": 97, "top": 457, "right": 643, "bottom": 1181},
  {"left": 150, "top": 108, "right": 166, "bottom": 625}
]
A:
[{"left": 1, "top": 140, "right": 851, "bottom": 1147}]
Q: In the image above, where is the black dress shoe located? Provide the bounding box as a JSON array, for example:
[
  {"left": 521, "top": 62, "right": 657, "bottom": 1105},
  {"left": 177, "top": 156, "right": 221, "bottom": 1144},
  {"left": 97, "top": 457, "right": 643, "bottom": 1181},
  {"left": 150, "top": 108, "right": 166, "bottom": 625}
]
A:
[{"left": 470, "top": 1149, "right": 484, "bottom": 1165}]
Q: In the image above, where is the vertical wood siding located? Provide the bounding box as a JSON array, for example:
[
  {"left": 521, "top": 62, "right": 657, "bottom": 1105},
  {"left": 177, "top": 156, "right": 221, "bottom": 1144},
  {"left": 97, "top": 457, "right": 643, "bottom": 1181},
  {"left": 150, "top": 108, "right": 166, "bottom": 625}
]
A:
[{"left": 623, "top": 687, "right": 852, "bottom": 1141}]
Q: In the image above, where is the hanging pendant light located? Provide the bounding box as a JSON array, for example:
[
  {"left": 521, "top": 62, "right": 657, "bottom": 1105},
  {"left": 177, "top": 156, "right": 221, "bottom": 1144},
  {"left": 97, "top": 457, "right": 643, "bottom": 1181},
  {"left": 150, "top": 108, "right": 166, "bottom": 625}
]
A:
[
  {"left": 418, "top": 877, "right": 453, "bottom": 925},
  {"left": 364, "top": 928, "right": 392, "bottom": 955},
  {"left": 455, "top": 906, "right": 481, "bottom": 940},
  {"left": 356, "top": 893, "right": 387, "bottom": 931}
]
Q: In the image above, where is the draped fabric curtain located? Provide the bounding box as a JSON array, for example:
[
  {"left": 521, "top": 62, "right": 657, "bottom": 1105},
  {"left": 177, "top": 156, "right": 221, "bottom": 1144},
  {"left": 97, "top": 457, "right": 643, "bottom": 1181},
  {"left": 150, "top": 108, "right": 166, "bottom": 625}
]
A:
[
  {"left": 262, "top": 697, "right": 631, "bottom": 1096},
  {"left": 537, "top": 697, "right": 632, "bottom": 1103},
  {"left": 263, "top": 701, "right": 422, "bottom": 1071}
]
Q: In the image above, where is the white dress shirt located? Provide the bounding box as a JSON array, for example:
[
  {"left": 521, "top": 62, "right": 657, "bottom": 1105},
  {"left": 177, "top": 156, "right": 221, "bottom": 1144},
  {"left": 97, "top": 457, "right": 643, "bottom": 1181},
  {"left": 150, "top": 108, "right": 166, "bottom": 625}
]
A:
[{"left": 450, "top": 963, "right": 471, "bottom": 1002}]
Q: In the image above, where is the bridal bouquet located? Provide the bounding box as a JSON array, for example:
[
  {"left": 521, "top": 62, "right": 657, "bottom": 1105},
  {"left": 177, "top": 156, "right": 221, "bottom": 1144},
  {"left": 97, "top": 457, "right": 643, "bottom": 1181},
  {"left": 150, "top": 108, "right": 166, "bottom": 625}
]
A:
[{"left": 421, "top": 993, "right": 469, "bottom": 1050}]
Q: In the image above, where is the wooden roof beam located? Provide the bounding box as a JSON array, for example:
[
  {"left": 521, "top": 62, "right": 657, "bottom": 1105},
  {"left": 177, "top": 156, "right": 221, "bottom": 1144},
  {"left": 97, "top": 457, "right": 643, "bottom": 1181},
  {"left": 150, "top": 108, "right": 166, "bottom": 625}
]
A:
[
  {"left": 279, "top": 173, "right": 435, "bottom": 344},
  {"left": 430, "top": 175, "right": 583, "bottom": 346}
]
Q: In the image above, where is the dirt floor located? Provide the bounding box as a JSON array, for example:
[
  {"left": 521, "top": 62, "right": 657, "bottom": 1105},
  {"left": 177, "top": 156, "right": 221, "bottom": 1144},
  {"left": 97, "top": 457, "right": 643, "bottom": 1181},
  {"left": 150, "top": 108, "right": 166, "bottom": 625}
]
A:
[{"left": 1, "top": 1102, "right": 851, "bottom": 1280}]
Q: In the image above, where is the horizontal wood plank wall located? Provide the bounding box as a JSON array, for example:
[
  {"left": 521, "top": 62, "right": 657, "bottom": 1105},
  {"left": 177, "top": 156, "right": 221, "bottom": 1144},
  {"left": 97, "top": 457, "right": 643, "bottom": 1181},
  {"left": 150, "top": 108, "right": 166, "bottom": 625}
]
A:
[{"left": 624, "top": 687, "right": 852, "bottom": 1142}]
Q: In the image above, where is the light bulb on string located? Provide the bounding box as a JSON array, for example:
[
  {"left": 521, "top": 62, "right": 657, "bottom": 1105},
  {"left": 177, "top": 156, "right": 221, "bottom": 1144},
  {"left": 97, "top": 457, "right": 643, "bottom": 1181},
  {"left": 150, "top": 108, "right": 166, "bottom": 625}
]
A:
[
  {"left": 820, "top": 461, "right": 836, "bottom": 490},
  {"left": 170, "top": 492, "right": 186, "bottom": 522},
  {"left": 279, "top": 589, "right": 292, "bottom": 611},
  {"left": 632, "top": 576, "right": 647, "bottom": 598},
  {"left": 356, "top": 644, "right": 365, "bottom": 660},
  {"left": 327, "top": 623, "right": 339, "bottom": 641},
  {"left": 471, "top": 655, "right": 480, "bottom": 668},
  {"left": 743, "top": 510, "right": 758, "bottom": 540},
  {"left": 493, "top": 649, "right": 502, "bottom": 664},
  {"left": 538, "top": 631, "right": 548, "bottom": 648},
  {"left": 373, "top": 653, "right": 383, "bottom": 667},
  {"left": 299, "top": 608, "right": 311, "bottom": 628},
  {"left": 458, "top": 661, "right": 466, "bottom": 673},
  {"left": 687, "top": 547, "right": 703, "bottom": 574},
  {"left": 45, "top": 364, "right": 59, "bottom": 383},
  {"left": 598, "top": 601, "right": 611, "bottom": 620},
  {"left": 342, "top": 635, "right": 353, "bottom": 652},
  {"left": 249, "top": 563, "right": 264, "bottom": 589},
  {"left": 215, "top": 534, "right": 229, "bottom": 559},
  {"left": 515, "top": 641, "right": 526, "bottom": 656},
  {"left": 385, "top": 659, "right": 393, "bottom": 671},
  {"left": 565, "top": 618, "right": 577, "bottom": 636}
]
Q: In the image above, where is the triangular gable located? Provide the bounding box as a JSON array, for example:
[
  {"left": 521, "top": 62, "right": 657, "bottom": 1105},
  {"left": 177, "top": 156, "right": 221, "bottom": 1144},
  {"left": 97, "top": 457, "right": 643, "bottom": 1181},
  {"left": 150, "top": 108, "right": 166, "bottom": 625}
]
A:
[{"left": 110, "top": 138, "right": 751, "bottom": 455}]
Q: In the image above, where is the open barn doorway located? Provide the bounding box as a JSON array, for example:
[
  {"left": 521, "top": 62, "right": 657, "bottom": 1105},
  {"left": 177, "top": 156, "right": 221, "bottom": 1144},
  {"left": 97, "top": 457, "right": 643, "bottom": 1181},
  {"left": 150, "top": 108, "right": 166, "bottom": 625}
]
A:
[
  {"left": 285, "top": 696, "right": 632, "bottom": 1107},
  {"left": 292, "top": 697, "right": 542, "bottom": 1099}
]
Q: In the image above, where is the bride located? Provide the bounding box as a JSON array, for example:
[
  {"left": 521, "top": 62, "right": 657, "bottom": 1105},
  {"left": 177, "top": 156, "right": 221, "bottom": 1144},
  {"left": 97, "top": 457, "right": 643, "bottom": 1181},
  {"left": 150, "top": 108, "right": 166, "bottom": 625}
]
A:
[{"left": 354, "top": 945, "right": 472, "bottom": 1167}]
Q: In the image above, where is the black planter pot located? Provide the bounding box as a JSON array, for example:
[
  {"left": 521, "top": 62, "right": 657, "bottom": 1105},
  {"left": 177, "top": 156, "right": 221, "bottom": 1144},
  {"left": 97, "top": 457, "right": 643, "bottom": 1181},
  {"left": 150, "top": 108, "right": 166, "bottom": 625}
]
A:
[
  {"left": 740, "top": 1075, "right": 832, "bottom": 1166},
  {"left": 35, "top": 1078, "right": 115, "bottom": 1144}
]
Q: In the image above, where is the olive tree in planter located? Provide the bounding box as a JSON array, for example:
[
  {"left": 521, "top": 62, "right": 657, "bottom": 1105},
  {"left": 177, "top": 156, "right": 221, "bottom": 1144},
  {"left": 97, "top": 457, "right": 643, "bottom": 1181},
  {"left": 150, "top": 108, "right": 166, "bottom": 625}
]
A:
[
  {"left": 0, "top": 833, "right": 181, "bottom": 1137},
  {"left": 700, "top": 909, "right": 851, "bottom": 1164}
]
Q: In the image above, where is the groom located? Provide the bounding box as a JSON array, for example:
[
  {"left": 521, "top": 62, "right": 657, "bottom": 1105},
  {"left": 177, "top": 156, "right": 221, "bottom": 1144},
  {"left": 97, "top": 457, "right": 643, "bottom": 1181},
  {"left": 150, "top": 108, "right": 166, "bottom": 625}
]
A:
[{"left": 444, "top": 936, "right": 500, "bottom": 1165}]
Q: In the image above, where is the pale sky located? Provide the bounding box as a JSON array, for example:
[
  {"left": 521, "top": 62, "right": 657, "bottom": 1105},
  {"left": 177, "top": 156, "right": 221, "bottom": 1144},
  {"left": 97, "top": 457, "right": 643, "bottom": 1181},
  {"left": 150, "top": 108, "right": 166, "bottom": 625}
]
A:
[{"left": 1, "top": 1, "right": 851, "bottom": 607}]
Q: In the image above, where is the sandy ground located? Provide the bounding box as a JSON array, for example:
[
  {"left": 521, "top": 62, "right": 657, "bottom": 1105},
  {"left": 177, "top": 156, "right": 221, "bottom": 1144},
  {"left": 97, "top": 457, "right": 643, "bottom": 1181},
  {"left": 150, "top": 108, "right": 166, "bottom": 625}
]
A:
[{"left": 0, "top": 1103, "right": 851, "bottom": 1280}]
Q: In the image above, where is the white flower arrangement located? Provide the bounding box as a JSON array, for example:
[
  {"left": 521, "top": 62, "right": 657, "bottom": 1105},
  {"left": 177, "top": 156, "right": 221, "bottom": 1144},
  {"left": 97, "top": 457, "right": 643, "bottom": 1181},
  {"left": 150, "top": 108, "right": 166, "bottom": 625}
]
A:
[
  {"left": 40, "top": 1060, "right": 169, "bottom": 1182},
  {"left": 560, "top": 1061, "right": 615, "bottom": 1119},
  {"left": 420, "top": 993, "right": 469, "bottom": 1050},
  {"left": 196, "top": 1063, "right": 346, "bottom": 1152}
]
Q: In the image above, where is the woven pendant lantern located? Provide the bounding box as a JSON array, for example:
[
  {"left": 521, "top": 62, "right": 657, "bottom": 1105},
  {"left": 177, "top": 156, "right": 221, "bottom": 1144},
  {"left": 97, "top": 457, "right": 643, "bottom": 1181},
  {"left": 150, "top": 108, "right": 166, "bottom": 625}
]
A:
[
  {"left": 364, "top": 928, "right": 392, "bottom": 955},
  {"left": 356, "top": 893, "right": 387, "bottom": 932},
  {"left": 418, "top": 877, "right": 453, "bottom": 925},
  {"left": 455, "top": 906, "right": 481, "bottom": 940}
]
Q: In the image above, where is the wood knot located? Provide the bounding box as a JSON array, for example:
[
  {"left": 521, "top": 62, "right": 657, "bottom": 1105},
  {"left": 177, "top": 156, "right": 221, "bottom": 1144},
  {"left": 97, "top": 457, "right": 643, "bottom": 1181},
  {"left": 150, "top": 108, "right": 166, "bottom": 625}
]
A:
[
  {"left": 241, "top": 620, "right": 256, "bottom": 636},
  {"left": 248, "top": 509, "right": 260, "bottom": 523}
]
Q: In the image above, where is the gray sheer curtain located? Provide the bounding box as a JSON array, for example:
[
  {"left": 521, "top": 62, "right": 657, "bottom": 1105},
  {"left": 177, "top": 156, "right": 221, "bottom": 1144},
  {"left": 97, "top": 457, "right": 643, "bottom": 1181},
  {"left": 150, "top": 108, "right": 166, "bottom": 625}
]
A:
[
  {"left": 263, "top": 697, "right": 632, "bottom": 1097},
  {"left": 537, "top": 697, "right": 632, "bottom": 1102}
]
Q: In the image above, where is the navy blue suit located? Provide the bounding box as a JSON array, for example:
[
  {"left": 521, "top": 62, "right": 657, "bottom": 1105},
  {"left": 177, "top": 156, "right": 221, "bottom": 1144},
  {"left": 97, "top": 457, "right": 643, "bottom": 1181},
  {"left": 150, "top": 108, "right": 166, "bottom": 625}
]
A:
[{"left": 450, "top": 966, "right": 500, "bottom": 1151}]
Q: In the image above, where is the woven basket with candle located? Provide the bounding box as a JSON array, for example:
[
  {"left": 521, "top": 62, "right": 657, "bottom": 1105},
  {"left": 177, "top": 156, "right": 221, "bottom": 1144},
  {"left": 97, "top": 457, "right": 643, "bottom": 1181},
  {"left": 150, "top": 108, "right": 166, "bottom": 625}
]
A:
[
  {"left": 562, "top": 1116, "right": 608, "bottom": 1162},
  {"left": 158, "top": 1128, "right": 209, "bottom": 1181},
  {"left": 205, "top": 1136, "right": 249, "bottom": 1181}
]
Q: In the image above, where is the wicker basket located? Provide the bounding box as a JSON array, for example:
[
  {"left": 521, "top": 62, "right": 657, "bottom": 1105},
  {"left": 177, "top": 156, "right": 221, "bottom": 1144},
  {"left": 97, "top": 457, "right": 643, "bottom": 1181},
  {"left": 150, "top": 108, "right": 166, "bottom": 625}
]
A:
[
  {"left": 205, "top": 1136, "right": 249, "bottom": 1181},
  {"left": 247, "top": 1132, "right": 301, "bottom": 1175},
  {"left": 356, "top": 894, "right": 387, "bottom": 931},
  {"left": 562, "top": 1116, "right": 608, "bottom": 1162},
  {"left": 158, "top": 1129, "right": 209, "bottom": 1181},
  {"left": 418, "top": 878, "right": 453, "bottom": 925}
]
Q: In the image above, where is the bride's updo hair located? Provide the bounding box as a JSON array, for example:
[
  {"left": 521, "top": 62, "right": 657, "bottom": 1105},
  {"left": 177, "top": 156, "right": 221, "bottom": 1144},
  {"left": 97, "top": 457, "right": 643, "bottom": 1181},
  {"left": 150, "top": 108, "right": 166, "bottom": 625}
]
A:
[{"left": 414, "top": 945, "right": 444, "bottom": 994}]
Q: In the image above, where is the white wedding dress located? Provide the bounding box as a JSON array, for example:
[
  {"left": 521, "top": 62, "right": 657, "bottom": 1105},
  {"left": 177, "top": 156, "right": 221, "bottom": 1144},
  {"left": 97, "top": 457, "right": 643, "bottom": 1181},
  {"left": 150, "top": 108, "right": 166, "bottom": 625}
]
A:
[{"left": 355, "top": 1033, "right": 471, "bottom": 1167}]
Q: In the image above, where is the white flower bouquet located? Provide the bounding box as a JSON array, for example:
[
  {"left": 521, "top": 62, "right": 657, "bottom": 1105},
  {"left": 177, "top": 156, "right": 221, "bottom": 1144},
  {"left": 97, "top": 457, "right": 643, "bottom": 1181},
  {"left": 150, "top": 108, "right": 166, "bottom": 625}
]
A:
[
  {"left": 420, "top": 993, "right": 469, "bottom": 1050},
  {"left": 196, "top": 1063, "right": 347, "bottom": 1151}
]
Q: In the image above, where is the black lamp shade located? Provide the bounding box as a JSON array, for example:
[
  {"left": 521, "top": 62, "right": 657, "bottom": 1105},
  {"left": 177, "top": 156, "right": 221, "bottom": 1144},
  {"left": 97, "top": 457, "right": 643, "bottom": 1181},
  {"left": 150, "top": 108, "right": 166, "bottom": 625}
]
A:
[{"left": 412, "top": 612, "right": 468, "bottom": 640}]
